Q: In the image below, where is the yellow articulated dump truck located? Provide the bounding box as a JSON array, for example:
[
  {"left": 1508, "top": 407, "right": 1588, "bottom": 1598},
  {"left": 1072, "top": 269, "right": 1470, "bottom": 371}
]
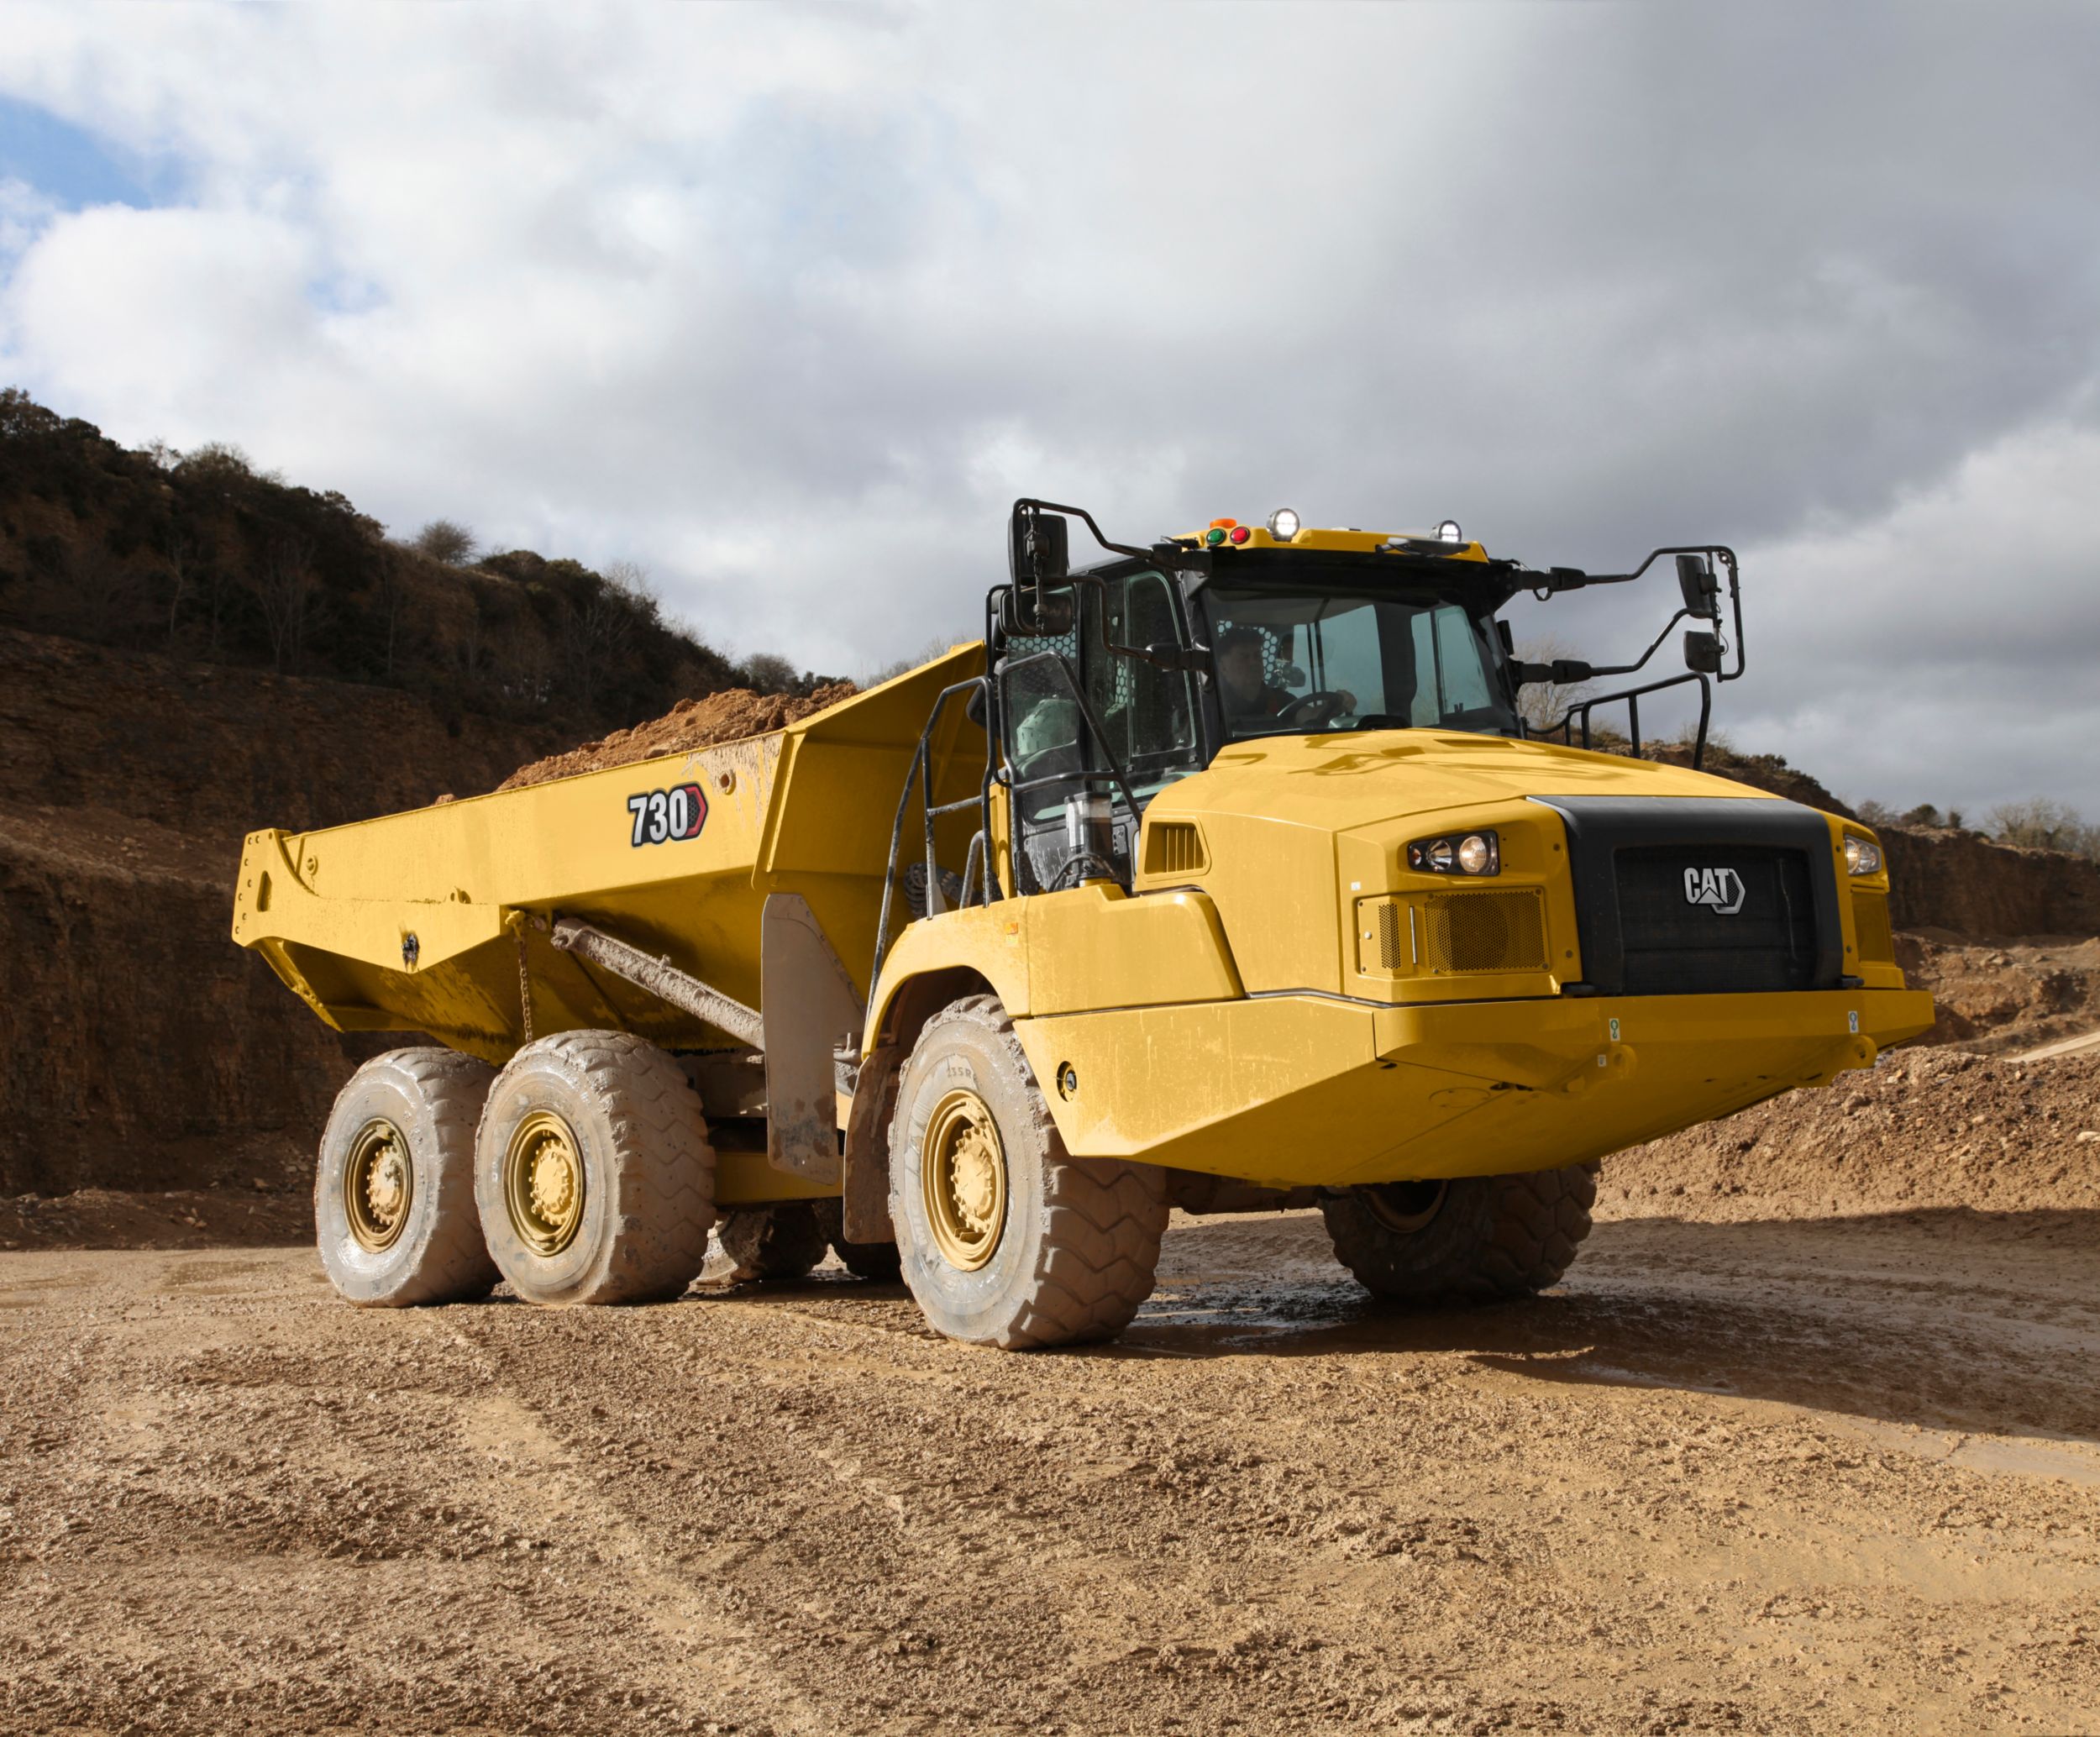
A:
[{"left": 233, "top": 500, "right": 1932, "bottom": 1347}]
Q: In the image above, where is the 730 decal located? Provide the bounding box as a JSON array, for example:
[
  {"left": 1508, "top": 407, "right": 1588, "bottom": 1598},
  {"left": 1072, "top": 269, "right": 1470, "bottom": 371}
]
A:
[{"left": 627, "top": 783, "right": 709, "bottom": 847}]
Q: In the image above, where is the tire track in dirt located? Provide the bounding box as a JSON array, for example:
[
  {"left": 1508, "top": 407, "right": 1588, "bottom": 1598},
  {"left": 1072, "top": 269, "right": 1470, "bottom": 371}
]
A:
[{"left": 3, "top": 1209, "right": 2098, "bottom": 1735}]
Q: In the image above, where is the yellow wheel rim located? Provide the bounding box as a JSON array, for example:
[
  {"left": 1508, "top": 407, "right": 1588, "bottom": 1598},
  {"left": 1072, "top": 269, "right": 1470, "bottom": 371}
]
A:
[
  {"left": 1365, "top": 1179, "right": 1447, "bottom": 1235},
  {"left": 505, "top": 1110, "right": 585, "bottom": 1257},
  {"left": 921, "top": 1089, "right": 1007, "bottom": 1272},
  {"left": 344, "top": 1118, "right": 413, "bottom": 1253}
]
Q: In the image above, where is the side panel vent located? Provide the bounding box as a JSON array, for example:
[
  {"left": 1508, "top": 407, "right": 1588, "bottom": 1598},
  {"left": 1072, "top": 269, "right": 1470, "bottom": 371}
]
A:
[
  {"left": 1851, "top": 890, "right": 1895, "bottom": 964},
  {"left": 1421, "top": 889, "right": 1548, "bottom": 975},
  {"left": 1142, "top": 821, "right": 1208, "bottom": 878},
  {"left": 1378, "top": 900, "right": 1404, "bottom": 971},
  {"left": 1357, "top": 896, "right": 1410, "bottom": 975},
  {"left": 1357, "top": 890, "right": 1550, "bottom": 978}
]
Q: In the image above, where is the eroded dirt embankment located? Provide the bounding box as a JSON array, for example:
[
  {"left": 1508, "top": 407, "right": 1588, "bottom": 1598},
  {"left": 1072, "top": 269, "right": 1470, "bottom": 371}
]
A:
[
  {"left": 0, "top": 627, "right": 859, "bottom": 1202},
  {"left": 0, "top": 627, "right": 556, "bottom": 1196}
]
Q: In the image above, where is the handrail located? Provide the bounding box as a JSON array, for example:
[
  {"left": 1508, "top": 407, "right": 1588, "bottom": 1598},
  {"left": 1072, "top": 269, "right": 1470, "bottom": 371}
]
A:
[
  {"left": 1537, "top": 670, "right": 1714, "bottom": 766},
  {"left": 871, "top": 676, "right": 993, "bottom": 995}
]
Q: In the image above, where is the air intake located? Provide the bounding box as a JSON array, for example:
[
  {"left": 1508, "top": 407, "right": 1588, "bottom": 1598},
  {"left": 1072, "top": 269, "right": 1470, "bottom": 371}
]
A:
[
  {"left": 1851, "top": 890, "right": 1895, "bottom": 964},
  {"left": 1421, "top": 888, "right": 1549, "bottom": 975},
  {"left": 1142, "top": 821, "right": 1208, "bottom": 878}
]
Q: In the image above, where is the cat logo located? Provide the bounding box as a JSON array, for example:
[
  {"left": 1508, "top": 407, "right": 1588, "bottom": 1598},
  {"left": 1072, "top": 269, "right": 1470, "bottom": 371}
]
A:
[{"left": 1683, "top": 865, "right": 1747, "bottom": 915}]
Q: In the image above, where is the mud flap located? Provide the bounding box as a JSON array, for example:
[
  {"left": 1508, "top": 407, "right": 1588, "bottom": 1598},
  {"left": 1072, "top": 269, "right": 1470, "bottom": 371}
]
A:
[{"left": 760, "top": 894, "right": 862, "bottom": 1183}]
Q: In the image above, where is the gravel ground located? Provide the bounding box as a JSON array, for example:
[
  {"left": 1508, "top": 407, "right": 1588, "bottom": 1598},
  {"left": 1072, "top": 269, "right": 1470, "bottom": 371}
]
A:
[{"left": 3, "top": 1201, "right": 2097, "bottom": 1736}]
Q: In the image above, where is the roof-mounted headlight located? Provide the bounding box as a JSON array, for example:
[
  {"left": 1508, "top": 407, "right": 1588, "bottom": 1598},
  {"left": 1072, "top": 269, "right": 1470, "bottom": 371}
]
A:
[
  {"left": 1437, "top": 519, "right": 1462, "bottom": 543},
  {"left": 1268, "top": 507, "right": 1300, "bottom": 542}
]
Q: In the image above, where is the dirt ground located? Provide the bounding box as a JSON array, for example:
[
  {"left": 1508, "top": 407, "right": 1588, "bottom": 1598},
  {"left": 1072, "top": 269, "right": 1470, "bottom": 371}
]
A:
[{"left": 5, "top": 1182, "right": 2097, "bottom": 1736}]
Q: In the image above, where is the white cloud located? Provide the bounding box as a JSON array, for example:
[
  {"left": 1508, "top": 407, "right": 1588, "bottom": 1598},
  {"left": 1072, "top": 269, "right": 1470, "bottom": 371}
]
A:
[
  {"left": 0, "top": 177, "right": 55, "bottom": 263},
  {"left": 0, "top": 3, "right": 2096, "bottom": 815}
]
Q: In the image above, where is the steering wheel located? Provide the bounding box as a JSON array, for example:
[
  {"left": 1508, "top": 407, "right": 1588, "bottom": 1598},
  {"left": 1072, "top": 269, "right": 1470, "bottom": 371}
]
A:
[{"left": 1278, "top": 690, "right": 1350, "bottom": 727}]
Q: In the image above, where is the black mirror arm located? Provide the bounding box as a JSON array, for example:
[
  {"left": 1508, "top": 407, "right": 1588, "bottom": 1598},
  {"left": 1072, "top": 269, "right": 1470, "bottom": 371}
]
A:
[
  {"left": 1526, "top": 545, "right": 1745, "bottom": 683},
  {"left": 1011, "top": 497, "right": 1157, "bottom": 568},
  {"left": 1008, "top": 498, "right": 1206, "bottom": 674}
]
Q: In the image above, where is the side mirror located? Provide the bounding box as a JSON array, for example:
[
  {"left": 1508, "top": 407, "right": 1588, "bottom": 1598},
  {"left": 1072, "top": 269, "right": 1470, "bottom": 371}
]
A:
[
  {"left": 1009, "top": 506, "right": 1069, "bottom": 590},
  {"left": 1145, "top": 640, "right": 1210, "bottom": 673},
  {"left": 1676, "top": 553, "right": 1720, "bottom": 620},
  {"left": 1683, "top": 629, "right": 1723, "bottom": 674},
  {"left": 997, "top": 585, "right": 1076, "bottom": 638}
]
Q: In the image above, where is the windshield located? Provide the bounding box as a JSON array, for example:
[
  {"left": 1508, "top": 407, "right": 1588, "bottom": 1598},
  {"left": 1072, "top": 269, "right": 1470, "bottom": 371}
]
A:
[{"left": 1203, "top": 586, "right": 1518, "bottom": 740}]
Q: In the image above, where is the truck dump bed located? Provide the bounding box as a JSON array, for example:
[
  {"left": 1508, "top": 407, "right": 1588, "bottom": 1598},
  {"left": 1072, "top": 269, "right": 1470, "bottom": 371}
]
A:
[{"left": 232, "top": 647, "right": 985, "bottom": 1064}]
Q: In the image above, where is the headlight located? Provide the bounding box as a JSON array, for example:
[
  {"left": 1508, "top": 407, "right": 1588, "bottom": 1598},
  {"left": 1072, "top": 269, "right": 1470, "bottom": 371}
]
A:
[
  {"left": 1408, "top": 830, "right": 1499, "bottom": 876},
  {"left": 1268, "top": 507, "right": 1300, "bottom": 541},
  {"left": 1843, "top": 832, "right": 1883, "bottom": 876}
]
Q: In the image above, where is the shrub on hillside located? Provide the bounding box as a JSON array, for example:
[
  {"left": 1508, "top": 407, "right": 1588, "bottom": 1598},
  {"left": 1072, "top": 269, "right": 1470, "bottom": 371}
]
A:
[{"left": 1989, "top": 798, "right": 2100, "bottom": 860}]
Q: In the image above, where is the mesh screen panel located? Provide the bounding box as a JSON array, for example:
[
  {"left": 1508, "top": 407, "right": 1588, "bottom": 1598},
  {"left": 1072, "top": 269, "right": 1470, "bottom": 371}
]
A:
[
  {"left": 1378, "top": 900, "right": 1404, "bottom": 971},
  {"left": 1421, "top": 889, "right": 1548, "bottom": 975},
  {"left": 1851, "top": 890, "right": 1895, "bottom": 964}
]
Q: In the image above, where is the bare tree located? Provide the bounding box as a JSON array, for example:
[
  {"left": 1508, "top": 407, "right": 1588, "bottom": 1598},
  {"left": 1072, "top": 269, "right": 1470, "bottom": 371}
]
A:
[
  {"left": 412, "top": 519, "right": 476, "bottom": 564},
  {"left": 162, "top": 522, "right": 196, "bottom": 643},
  {"left": 860, "top": 634, "right": 961, "bottom": 688},
  {"left": 570, "top": 561, "right": 658, "bottom": 707},
  {"left": 1989, "top": 798, "right": 2100, "bottom": 858},
  {"left": 1511, "top": 636, "right": 1592, "bottom": 735},
  {"left": 253, "top": 532, "right": 318, "bottom": 673},
  {"left": 371, "top": 548, "right": 414, "bottom": 679}
]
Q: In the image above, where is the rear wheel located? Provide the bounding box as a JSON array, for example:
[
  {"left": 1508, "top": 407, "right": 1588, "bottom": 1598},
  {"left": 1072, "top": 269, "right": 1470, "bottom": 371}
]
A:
[
  {"left": 1321, "top": 1165, "right": 1598, "bottom": 1303},
  {"left": 890, "top": 996, "right": 1166, "bottom": 1348},
  {"left": 717, "top": 1202, "right": 829, "bottom": 1282},
  {"left": 475, "top": 1031, "right": 715, "bottom": 1305},
  {"left": 315, "top": 1048, "right": 500, "bottom": 1307}
]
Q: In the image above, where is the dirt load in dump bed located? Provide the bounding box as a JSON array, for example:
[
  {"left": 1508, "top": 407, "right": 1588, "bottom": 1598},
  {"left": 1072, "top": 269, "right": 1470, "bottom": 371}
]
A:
[{"left": 496, "top": 682, "right": 858, "bottom": 790}]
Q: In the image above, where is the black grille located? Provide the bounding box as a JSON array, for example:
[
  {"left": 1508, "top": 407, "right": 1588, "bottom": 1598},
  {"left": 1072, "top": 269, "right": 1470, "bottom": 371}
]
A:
[{"left": 1614, "top": 844, "right": 1818, "bottom": 994}]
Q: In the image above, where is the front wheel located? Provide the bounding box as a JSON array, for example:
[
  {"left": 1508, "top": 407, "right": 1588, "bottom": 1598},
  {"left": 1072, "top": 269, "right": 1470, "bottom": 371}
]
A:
[
  {"left": 889, "top": 996, "right": 1166, "bottom": 1348},
  {"left": 1321, "top": 1165, "right": 1598, "bottom": 1304}
]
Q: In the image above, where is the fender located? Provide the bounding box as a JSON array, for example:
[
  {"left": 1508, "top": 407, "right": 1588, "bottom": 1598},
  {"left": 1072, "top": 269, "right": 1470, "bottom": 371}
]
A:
[{"left": 853, "top": 887, "right": 1247, "bottom": 1222}]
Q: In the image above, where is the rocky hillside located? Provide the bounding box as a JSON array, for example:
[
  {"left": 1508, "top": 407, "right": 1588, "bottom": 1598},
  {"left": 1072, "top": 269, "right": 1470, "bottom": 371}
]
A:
[{"left": 0, "top": 387, "right": 793, "bottom": 732}]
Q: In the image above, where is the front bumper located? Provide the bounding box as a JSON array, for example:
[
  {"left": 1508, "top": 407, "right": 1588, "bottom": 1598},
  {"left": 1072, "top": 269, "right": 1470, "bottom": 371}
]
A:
[{"left": 1016, "top": 986, "right": 1934, "bottom": 1189}]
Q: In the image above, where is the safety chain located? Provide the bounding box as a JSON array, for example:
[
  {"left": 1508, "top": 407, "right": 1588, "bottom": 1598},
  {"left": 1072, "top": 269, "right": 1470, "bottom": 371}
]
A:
[{"left": 515, "top": 923, "right": 534, "bottom": 1042}]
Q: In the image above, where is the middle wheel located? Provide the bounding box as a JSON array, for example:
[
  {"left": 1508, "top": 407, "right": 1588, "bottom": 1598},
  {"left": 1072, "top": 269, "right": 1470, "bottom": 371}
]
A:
[
  {"left": 475, "top": 1030, "right": 716, "bottom": 1305},
  {"left": 717, "top": 1203, "right": 830, "bottom": 1282},
  {"left": 889, "top": 994, "right": 1166, "bottom": 1349}
]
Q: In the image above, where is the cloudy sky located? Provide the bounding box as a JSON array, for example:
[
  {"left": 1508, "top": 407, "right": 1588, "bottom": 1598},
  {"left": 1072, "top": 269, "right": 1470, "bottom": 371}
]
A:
[{"left": 3, "top": 3, "right": 2097, "bottom": 819}]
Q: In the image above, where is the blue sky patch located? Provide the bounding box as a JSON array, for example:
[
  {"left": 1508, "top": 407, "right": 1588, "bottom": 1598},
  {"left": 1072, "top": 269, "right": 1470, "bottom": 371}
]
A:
[{"left": 0, "top": 96, "right": 155, "bottom": 210}]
